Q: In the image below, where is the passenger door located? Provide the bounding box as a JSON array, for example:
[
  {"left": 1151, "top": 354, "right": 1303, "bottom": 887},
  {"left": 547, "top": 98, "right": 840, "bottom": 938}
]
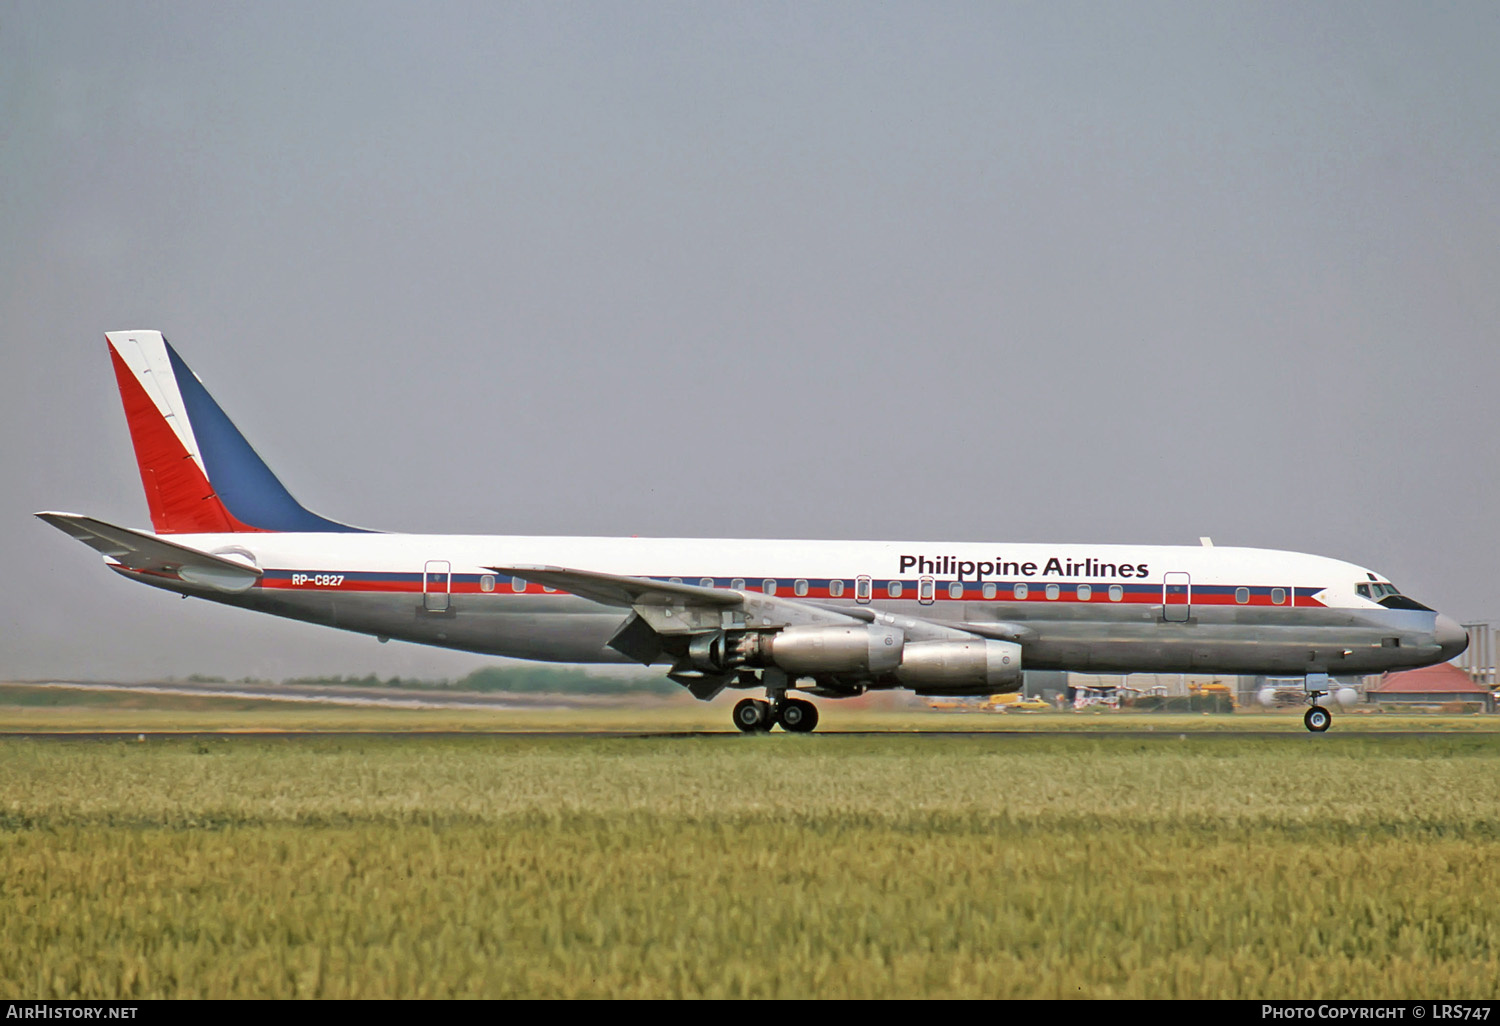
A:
[
  {"left": 424, "top": 560, "right": 451, "bottom": 613},
  {"left": 1162, "top": 571, "right": 1190, "bottom": 622}
]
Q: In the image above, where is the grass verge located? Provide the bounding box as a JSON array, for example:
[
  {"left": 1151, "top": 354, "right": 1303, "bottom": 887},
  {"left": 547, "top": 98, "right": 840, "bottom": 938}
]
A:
[{"left": 2, "top": 733, "right": 1497, "bottom": 998}]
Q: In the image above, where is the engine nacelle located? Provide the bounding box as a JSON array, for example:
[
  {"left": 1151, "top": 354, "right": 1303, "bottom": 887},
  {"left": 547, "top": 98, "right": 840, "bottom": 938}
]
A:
[
  {"left": 764, "top": 624, "right": 905, "bottom": 675},
  {"left": 895, "top": 639, "right": 1023, "bottom": 694},
  {"left": 684, "top": 625, "right": 905, "bottom": 676}
]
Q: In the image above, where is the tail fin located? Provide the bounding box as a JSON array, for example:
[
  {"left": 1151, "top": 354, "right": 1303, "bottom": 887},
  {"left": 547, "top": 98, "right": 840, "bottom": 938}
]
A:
[{"left": 105, "top": 331, "right": 365, "bottom": 534}]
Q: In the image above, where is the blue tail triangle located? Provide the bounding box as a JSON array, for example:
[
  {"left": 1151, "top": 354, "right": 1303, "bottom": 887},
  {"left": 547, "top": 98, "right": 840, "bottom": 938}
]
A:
[{"left": 165, "top": 344, "right": 369, "bottom": 533}]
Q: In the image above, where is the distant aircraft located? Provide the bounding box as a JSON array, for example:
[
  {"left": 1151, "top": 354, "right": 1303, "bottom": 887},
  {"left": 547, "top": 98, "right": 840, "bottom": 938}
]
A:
[{"left": 39, "top": 331, "right": 1468, "bottom": 733}]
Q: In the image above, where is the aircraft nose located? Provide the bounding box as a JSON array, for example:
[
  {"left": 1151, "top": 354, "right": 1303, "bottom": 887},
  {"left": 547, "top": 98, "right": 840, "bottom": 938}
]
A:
[{"left": 1435, "top": 615, "right": 1469, "bottom": 662}]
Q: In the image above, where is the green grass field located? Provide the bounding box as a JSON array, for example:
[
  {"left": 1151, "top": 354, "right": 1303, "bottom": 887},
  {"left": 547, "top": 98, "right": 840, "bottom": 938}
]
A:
[
  {"left": 3, "top": 683, "right": 1497, "bottom": 733},
  {"left": 3, "top": 718, "right": 1499, "bottom": 998}
]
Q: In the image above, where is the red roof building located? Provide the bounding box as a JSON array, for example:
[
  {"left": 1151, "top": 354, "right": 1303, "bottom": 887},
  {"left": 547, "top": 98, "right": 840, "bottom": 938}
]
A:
[{"left": 1370, "top": 663, "right": 1494, "bottom": 712}]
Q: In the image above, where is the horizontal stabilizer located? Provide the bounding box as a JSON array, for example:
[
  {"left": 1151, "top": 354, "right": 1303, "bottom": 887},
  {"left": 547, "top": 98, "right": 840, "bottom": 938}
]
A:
[
  {"left": 487, "top": 565, "right": 744, "bottom": 609},
  {"left": 36, "top": 512, "right": 262, "bottom": 591}
]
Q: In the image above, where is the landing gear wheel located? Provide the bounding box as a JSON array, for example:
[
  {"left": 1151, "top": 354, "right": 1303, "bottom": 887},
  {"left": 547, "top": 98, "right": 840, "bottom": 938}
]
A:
[
  {"left": 777, "top": 698, "right": 819, "bottom": 733},
  {"left": 733, "top": 698, "right": 772, "bottom": 733},
  {"left": 1304, "top": 705, "right": 1332, "bottom": 733}
]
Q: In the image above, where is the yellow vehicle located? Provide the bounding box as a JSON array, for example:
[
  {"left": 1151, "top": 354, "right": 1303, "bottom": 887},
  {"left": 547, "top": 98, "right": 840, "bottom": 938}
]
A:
[
  {"left": 982, "top": 694, "right": 1052, "bottom": 712},
  {"left": 1189, "top": 679, "right": 1238, "bottom": 710}
]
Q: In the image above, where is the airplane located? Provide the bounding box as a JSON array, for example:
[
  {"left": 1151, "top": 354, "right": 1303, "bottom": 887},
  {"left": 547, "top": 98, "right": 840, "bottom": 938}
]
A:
[{"left": 38, "top": 331, "right": 1469, "bottom": 733}]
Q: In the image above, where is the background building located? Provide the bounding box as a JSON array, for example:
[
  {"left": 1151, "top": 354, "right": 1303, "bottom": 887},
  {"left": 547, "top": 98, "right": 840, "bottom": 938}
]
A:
[{"left": 1368, "top": 663, "right": 1494, "bottom": 713}]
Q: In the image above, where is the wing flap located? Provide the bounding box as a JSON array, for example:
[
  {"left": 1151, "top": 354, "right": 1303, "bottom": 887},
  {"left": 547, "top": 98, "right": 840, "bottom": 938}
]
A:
[{"left": 36, "top": 512, "right": 262, "bottom": 590}]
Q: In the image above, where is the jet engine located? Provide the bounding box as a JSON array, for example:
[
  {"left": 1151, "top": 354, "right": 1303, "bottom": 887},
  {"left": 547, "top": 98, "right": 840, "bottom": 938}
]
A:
[
  {"left": 682, "top": 625, "right": 1021, "bottom": 695},
  {"left": 723, "top": 624, "right": 905, "bottom": 676},
  {"left": 894, "top": 639, "right": 1023, "bottom": 695}
]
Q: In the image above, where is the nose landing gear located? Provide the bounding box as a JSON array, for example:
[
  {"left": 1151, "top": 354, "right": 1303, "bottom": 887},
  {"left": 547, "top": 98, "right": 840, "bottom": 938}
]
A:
[{"left": 1302, "top": 672, "right": 1332, "bottom": 733}]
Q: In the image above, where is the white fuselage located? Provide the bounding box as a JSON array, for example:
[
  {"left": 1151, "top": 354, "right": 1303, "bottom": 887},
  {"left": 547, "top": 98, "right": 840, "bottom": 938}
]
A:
[{"left": 114, "top": 532, "right": 1462, "bottom": 679}]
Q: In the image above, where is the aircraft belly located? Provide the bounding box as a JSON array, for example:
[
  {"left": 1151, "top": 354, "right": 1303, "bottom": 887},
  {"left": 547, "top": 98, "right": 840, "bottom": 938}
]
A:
[
  {"left": 131, "top": 574, "right": 633, "bottom": 662},
  {"left": 314, "top": 592, "right": 632, "bottom": 661},
  {"left": 1020, "top": 621, "right": 1432, "bottom": 675}
]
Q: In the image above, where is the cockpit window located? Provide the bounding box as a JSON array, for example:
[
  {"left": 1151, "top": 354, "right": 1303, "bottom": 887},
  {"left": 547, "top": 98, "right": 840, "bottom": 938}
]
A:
[{"left": 1359, "top": 581, "right": 1434, "bottom": 612}]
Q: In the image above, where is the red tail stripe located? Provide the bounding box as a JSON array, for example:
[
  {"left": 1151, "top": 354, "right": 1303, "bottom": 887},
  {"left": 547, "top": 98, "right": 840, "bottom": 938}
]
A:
[{"left": 108, "top": 342, "right": 263, "bottom": 534}]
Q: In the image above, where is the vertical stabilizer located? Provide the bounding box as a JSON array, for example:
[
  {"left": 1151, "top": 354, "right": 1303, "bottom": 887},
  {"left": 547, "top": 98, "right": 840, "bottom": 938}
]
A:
[{"left": 105, "top": 331, "right": 365, "bottom": 534}]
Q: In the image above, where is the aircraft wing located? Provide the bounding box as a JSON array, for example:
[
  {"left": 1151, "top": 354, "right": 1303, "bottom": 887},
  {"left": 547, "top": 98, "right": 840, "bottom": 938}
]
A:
[
  {"left": 485, "top": 564, "right": 1024, "bottom": 702},
  {"left": 36, "top": 512, "right": 262, "bottom": 591},
  {"left": 486, "top": 564, "right": 744, "bottom": 609},
  {"left": 490, "top": 563, "right": 995, "bottom": 641},
  {"left": 492, "top": 563, "right": 888, "bottom": 690}
]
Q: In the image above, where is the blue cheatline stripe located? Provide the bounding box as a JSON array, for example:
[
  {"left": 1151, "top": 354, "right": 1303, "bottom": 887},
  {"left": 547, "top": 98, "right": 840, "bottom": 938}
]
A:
[{"left": 166, "top": 344, "right": 367, "bottom": 533}]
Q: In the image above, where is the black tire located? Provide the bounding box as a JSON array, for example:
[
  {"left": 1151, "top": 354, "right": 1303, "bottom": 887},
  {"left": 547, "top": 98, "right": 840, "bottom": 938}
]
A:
[
  {"left": 733, "top": 698, "right": 771, "bottom": 733},
  {"left": 1304, "top": 705, "right": 1331, "bottom": 733},
  {"left": 778, "top": 698, "right": 820, "bottom": 733}
]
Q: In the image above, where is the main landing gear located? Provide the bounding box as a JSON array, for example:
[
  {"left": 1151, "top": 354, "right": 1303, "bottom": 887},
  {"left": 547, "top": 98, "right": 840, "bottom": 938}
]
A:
[
  {"left": 731, "top": 670, "right": 820, "bottom": 733},
  {"left": 732, "top": 696, "right": 820, "bottom": 733}
]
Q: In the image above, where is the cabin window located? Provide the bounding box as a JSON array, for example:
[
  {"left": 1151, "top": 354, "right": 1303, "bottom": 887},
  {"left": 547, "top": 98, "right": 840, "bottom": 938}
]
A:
[
  {"left": 1045, "top": 583, "right": 1060, "bottom": 600},
  {"left": 1076, "top": 584, "right": 1092, "bottom": 601},
  {"left": 1271, "top": 588, "right": 1286, "bottom": 605},
  {"left": 856, "top": 576, "right": 872, "bottom": 602},
  {"left": 1108, "top": 584, "right": 1123, "bottom": 602},
  {"left": 887, "top": 581, "right": 903, "bottom": 599},
  {"left": 543, "top": 586, "right": 556, "bottom": 593},
  {"left": 732, "top": 578, "right": 745, "bottom": 591},
  {"left": 794, "top": 579, "right": 809, "bottom": 597},
  {"left": 949, "top": 581, "right": 965, "bottom": 600},
  {"left": 982, "top": 583, "right": 997, "bottom": 599},
  {"left": 1235, "top": 587, "right": 1249, "bottom": 604},
  {"left": 762, "top": 579, "right": 777, "bottom": 596},
  {"left": 700, "top": 578, "right": 714, "bottom": 588},
  {"left": 1014, "top": 583, "right": 1029, "bottom": 600},
  {"left": 670, "top": 577, "right": 682, "bottom": 585},
  {"left": 511, "top": 576, "right": 527, "bottom": 593},
  {"left": 829, "top": 580, "right": 845, "bottom": 597}
]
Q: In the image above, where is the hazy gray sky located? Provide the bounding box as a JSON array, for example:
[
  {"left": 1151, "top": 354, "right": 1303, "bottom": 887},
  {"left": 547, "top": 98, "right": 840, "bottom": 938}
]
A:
[{"left": 4, "top": 1, "right": 1497, "bottom": 680}]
